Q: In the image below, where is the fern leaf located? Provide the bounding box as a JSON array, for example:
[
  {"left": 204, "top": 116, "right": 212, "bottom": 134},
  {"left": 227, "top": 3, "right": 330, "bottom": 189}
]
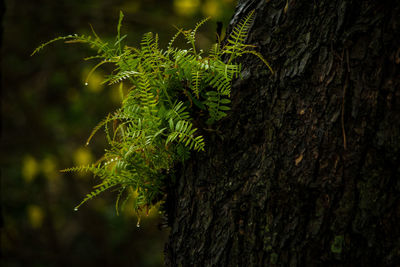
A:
[
  {"left": 137, "top": 71, "right": 158, "bottom": 112},
  {"left": 74, "top": 181, "right": 117, "bottom": 211},
  {"left": 115, "top": 185, "right": 126, "bottom": 215},
  {"left": 166, "top": 101, "right": 190, "bottom": 121},
  {"left": 191, "top": 69, "right": 203, "bottom": 98},
  {"left": 206, "top": 73, "right": 231, "bottom": 96},
  {"left": 190, "top": 17, "right": 210, "bottom": 42},
  {"left": 140, "top": 32, "right": 162, "bottom": 70},
  {"left": 86, "top": 114, "right": 113, "bottom": 146},
  {"left": 209, "top": 43, "right": 220, "bottom": 59},
  {"left": 115, "top": 11, "right": 125, "bottom": 53},
  {"left": 106, "top": 70, "right": 140, "bottom": 85},
  {"left": 204, "top": 91, "right": 231, "bottom": 124},
  {"left": 223, "top": 10, "right": 255, "bottom": 62},
  {"left": 241, "top": 50, "right": 274, "bottom": 74},
  {"left": 31, "top": 34, "right": 79, "bottom": 56},
  {"left": 174, "top": 50, "right": 197, "bottom": 79},
  {"left": 60, "top": 164, "right": 95, "bottom": 173},
  {"left": 166, "top": 120, "right": 204, "bottom": 151},
  {"left": 166, "top": 30, "right": 182, "bottom": 53}
]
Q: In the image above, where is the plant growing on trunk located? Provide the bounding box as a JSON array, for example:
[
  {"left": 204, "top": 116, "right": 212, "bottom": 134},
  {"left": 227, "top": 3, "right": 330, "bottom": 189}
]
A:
[{"left": 32, "top": 11, "right": 272, "bottom": 218}]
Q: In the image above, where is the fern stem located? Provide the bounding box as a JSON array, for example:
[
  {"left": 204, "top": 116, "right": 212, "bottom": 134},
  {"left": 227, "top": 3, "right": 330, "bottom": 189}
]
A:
[
  {"left": 191, "top": 42, "right": 197, "bottom": 58},
  {"left": 162, "top": 84, "right": 173, "bottom": 107},
  {"left": 85, "top": 60, "right": 110, "bottom": 85}
]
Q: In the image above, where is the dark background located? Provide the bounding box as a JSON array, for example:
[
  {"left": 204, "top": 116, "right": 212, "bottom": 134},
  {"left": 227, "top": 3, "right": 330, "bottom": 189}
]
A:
[{"left": 1, "top": 0, "right": 236, "bottom": 266}]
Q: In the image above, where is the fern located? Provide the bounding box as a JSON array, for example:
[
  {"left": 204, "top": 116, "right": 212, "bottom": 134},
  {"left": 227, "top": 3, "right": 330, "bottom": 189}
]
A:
[
  {"left": 166, "top": 101, "right": 191, "bottom": 121},
  {"left": 31, "top": 34, "right": 79, "bottom": 56},
  {"left": 166, "top": 120, "right": 204, "bottom": 151},
  {"left": 204, "top": 91, "right": 231, "bottom": 124},
  {"left": 33, "top": 10, "right": 272, "bottom": 216},
  {"left": 191, "top": 69, "right": 203, "bottom": 98},
  {"left": 105, "top": 70, "right": 140, "bottom": 85},
  {"left": 223, "top": 10, "right": 255, "bottom": 62},
  {"left": 74, "top": 181, "right": 117, "bottom": 211}
]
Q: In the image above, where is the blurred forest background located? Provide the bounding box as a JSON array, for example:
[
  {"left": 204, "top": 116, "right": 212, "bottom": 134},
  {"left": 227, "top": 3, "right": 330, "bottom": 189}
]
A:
[{"left": 1, "top": 0, "right": 236, "bottom": 266}]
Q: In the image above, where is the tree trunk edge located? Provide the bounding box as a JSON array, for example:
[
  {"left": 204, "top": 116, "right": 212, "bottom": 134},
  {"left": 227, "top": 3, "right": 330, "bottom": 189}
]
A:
[{"left": 165, "top": 0, "right": 400, "bottom": 266}]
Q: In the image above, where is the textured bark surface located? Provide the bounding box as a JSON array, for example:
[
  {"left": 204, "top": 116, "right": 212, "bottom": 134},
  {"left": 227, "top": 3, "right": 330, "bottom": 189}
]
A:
[{"left": 165, "top": 0, "right": 400, "bottom": 266}]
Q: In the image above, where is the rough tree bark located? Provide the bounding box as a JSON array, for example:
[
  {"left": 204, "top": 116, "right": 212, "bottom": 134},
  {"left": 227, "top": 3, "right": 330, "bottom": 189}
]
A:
[{"left": 165, "top": 0, "right": 400, "bottom": 266}]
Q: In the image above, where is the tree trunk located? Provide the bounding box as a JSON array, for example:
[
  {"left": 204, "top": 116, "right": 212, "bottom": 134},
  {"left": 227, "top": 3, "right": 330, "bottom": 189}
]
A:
[{"left": 165, "top": 0, "right": 400, "bottom": 266}]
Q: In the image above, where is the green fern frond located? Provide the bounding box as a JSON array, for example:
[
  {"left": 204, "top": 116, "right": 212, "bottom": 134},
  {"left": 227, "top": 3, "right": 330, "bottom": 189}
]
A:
[
  {"left": 115, "top": 185, "right": 126, "bottom": 215},
  {"left": 84, "top": 55, "right": 107, "bottom": 61},
  {"left": 211, "top": 60, "right": 241, "bottom": 80},
  {"left": 31, "top": 34, "right": 79, "bottom": 56},
  {"left": 209, "top": 43, "right": 221, "bottom": 59},
  {"left": 180, "top": 17, "right": 209, "bottom": 57},
  {"left": 121, "top": 102, "right": 142, "bottom": 117},
  {"left": 190, "top": 17, "right": 210, "bottom": 42},
  {"left": 204, "top": 91, "right": 231, "bottom": 124},
  {"left": 166, "top": 120, "right": 204, "bottom": 151},
  {"left": 36, "top": 11, "right": 272, "bottom": 215},
  {"left": 166, "top": 30, "right": 181, "bottom": 53},
  {"left": 106, "top": 70, "right": 140, "bottom": 85},
  {"left": 174, "top": 50, "right": 197, "bottom": 79},
  {"left": 191, "top": 69, "right": 203, "bottom": 98},
  {"left": 86, "top": 114, "right": 112, "bottom": 146},
  {"left": 115, "top": 11, "right": 125, "bottom": 53},
  {"left": 167, "top": 101, "right": 191, "bottom": 121},
  {"left": 89, "top": 24, "right": 102, "bottom": 41},
  {"left": 60, "top": 164, "right": 96, "bottom": 173},
  {"left": 74, "top": 180, "right": 117, "bottom": 211},
  {"left": 85, "top": 60, "right": 114, "bottom": 85},
  {"left": 223, "top": 10, "right": 255, "bottom": 62},
  {"left": 67, "top": 35, "right": 113, "bottom": 57},
  {"left": 137, "top": 71, "right": 158, "bottom": 112},
  {"left": 206, "top": 73, "right": 231, "bottom": 96},
  {"left": 140, "top": 32, "right": 162, "bottom": 70},
  {"left": 241, "top": 50, "right": 274, "bottom": 74}
]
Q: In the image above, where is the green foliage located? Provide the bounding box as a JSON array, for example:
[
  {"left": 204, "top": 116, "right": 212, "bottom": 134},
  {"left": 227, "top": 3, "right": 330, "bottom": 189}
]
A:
[{"left": 33, "top": 11, "right": 272, "bottom": 217}]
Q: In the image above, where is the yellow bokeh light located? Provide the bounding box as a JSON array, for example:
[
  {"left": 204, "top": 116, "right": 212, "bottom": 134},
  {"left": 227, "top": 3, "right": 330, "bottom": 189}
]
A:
[
  {"left": 42, "top": 156, "right": 60, "bottom": 181},
  {"left": 73, "top": 147, "right": 94, "bottom": 167},
  {"left": 82, "top": 69, "right": 104, "bottom": 93},
  {"left": 22, "top": 155, "right": 39, "bottom": 183},
  {"left": 202, "top": 0, "right": 221, "bottom": 18},
  {"left": 174, "top": 0, "right": 200, "bottom": 16},
  {"left": 27, "top": 205, "right": 44, "bottom": 229},
  {"left": 120, "top": 2, "right": 141, "bottom": 13}
]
